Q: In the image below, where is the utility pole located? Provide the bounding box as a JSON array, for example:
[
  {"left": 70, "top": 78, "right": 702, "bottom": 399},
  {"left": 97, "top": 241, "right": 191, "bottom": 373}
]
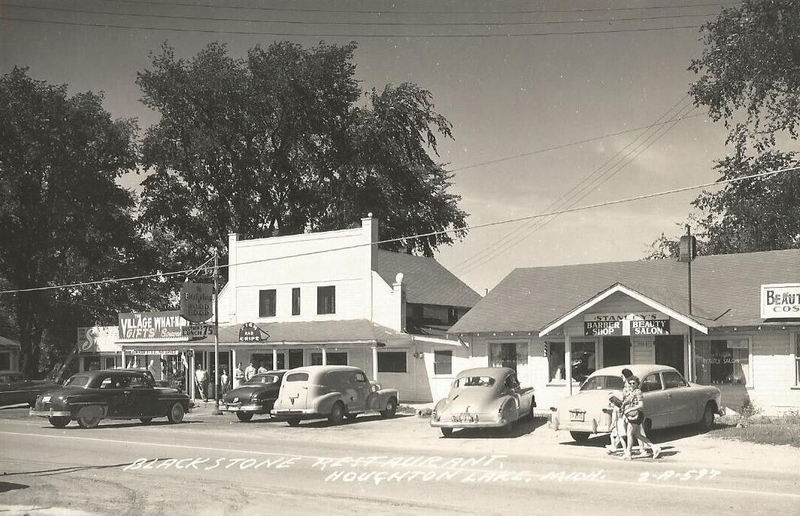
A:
[
  {"left": 679, "top": 225, "right": 696, "bottom": 382},
  {"left": 213, "top": 249, "right": 222, "bottom": 415}
]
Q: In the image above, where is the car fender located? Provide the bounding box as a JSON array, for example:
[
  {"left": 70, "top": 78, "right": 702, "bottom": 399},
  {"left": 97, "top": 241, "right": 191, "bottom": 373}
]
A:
[{"left": 313, "top": 392, "right": 346, "bottom": 414}]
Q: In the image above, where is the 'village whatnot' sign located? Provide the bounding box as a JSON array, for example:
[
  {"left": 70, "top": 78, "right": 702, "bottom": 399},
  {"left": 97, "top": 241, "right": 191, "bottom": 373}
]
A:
[
  {"left": 584, "top": 312, "right": 670, "bottom": 336},
  {"left": 118, "top": 311, "right": 188, "bottom": 340}
]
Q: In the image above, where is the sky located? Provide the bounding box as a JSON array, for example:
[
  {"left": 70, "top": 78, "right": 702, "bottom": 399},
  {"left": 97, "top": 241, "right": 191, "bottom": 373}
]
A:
[{"left": 0, "top": 0, "right": 735, "bottom": 294}]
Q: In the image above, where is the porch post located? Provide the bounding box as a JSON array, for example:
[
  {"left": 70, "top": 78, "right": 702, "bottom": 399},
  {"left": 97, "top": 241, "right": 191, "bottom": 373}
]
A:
[
  {"left": 372, "top": 346, "right": 378, "bottom": 382},
  {"left": 565, "top": 334, "right": 573, "bottom": 395},
  {"left": 120, "top": 350, "right": 126, "bottom": 369},
  {"left": 189, "top": 351, "right": 196, "bottom": 402},
  {"left": 321, "top": 346, "right": 327, "bottom": 366},
  {"left": 272, "top": 348, "right": 278, "bottom": 370}
]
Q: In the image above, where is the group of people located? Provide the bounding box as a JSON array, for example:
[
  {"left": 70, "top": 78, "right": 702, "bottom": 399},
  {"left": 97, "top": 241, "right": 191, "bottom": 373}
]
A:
[
  {"left": 193, "top": 361, "right": 273, "bottom": 401},
  {"left": 607, "top": 368, "right": 662, "bottom": 460}
]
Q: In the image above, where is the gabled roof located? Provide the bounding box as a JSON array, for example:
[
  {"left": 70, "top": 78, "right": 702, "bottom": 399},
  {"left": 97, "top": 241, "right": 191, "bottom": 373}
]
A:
[
  {"left": 0, "top": 335, "right": 21, "bottom": 351},
  {"left": 375, "top": 250, "right": 481, "bottom": 308},
  {"left": 449, "top": 249, "right": 800, "bottom": 334}
]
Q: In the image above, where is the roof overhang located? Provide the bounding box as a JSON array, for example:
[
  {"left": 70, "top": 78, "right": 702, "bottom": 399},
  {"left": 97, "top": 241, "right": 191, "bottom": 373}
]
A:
[
  {"left": 410, "top": 335, "right": 469, "bottom": 348},
  {"left": 538, "top": 283, "right": 709, "bottom": 337}
]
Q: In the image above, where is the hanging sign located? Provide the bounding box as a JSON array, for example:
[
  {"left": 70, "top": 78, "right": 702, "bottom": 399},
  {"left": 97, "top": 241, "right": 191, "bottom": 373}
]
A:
[
  {"left": 239, "top": 322, "right": 269, "bottom": 342},
  {"left": 180, "top": 282, "right": 214, "bottom": 323},
  {"left": 181, "top": 324, "right": 215, "bottom": 339}
]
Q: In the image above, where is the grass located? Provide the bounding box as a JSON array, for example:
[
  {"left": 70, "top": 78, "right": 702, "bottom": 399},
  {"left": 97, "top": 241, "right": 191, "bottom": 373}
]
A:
[{"left": 709, "top": 409, "right": 800, "bottom": 447}]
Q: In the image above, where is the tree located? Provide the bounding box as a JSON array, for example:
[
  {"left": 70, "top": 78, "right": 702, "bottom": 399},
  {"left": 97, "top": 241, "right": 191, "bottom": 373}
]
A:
[
  {"left": 0, "top": 67, "right": 159, "bottom": 376},
  {"left": 136, "top": 41, "right": 467, "bottom": 266},
  {"left": 648, "top": 0, "right": 800, "bottom": 257}
]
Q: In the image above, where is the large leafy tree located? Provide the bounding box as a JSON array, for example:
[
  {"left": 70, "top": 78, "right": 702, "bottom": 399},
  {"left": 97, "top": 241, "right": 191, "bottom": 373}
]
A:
[
  {"left": 136, "top": 41, "right": 467, "bottom": 267},
  {"left": 648, "top": 0, "right": 800, "bottom": 257},
  {"left": 0, "top": 67, "right": 160, "bottom": 376}
]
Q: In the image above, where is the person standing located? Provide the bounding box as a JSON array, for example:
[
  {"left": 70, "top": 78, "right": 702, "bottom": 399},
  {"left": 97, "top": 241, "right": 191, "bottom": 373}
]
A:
[
  {"left": 233, "top": 362, "right": 245, "bottom": 389},
  {"left": 220, "top": 368, "right": 229, "bottom": 395},
  {"left": 622, "top": 376, "right": 661, "bottom": 460},
  {"left": 257, "top": 362, "right": 268, "bottom": 374},
  {"left": 195, "top": 363, "right": 209, "bottom": 402},
  {"left": 245, "top": 361, "right": 257, "bottom": 381}
]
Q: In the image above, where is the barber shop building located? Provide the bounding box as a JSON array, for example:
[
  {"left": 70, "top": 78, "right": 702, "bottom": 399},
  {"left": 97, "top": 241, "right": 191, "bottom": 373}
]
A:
[{"left": 448, "top": 249, "right": 800, "bottom": 415}]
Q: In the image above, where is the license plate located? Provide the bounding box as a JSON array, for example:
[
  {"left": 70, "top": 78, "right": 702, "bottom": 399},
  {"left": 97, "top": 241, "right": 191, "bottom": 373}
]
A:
[
  {"left": 452, "top": 413, "right": 479, "bottom": 423},
  {"left": 42, "top": 396, "right": 51, "bottom": 403},
  {"left": 570, "top": 410, "right": 585, "bottom": 422}
]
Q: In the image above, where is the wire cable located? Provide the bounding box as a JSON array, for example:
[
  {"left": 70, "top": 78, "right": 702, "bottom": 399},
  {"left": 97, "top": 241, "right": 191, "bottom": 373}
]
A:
[{"left": 1, "top": 165, "right": 796, "bottom": 295}]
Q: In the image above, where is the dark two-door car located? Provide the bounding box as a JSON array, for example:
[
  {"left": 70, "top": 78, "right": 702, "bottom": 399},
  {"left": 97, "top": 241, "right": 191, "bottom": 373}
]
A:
[
  {"left": 221, "top": 370, "right": 286, "bottom": 421},
  {"left": 30, "top": 369, "right": 190, "bottom": 428},
  {"left": 0, "top": 372, "right": 61, "bottom": 407}
]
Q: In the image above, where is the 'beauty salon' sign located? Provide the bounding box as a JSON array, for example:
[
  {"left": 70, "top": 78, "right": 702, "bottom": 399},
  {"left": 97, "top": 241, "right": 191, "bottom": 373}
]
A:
[
  {"left": 584, "top": 312, "right": 670, "bottom": 336},
  {"left": 761, "top": 284, "right": 800, "bottom": 319}
]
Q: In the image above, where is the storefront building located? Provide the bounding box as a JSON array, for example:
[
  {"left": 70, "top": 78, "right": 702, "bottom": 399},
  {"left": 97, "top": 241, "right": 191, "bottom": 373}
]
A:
[
  {"left": 120, "top": 216, "right": 481, "bottom": 402},
  {"left": 0, "top": 336, "right": 21, "bottom": 373},
  {"left": 76, "top": 326, "right": 123, "bottom": 372},
  {"left": 448, "top": 249, "right": 800, "bottom": 415}
]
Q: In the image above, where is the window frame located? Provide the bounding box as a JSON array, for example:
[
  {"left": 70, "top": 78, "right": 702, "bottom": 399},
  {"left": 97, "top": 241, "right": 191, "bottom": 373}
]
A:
[
  {"left": 640, "top": 373, "right": 663, "bottom": 393},
  {"left": 545, "top": 339, "right": 597, "bottom": 385},
  {"left": 292, "top": 287, "right": 301, "bottom": 316},
  {"left": 433, "top": 350, "right": 453, "bottom": 376},
  {"left": 310, "top": 351, "right": 348, "bottom": 366},
  {"left": 317, "top": 285, "right": 336, "bottom": 315},
  {"left": 377, "top": 351, "right": 407, "bottom": 373},
  {"left": 258, "top": 289, "right": 277, "bottom": 318},
  {"left": 661, "top": 370, "right": 688, "bottom": 389},
  {"left": 694, "top": 336, "right": 753, "bottom": 388}
]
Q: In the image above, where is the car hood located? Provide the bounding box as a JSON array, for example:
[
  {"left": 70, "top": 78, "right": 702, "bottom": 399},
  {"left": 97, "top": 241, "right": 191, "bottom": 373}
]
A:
[
  {"left": 223, "top": 385, "right": 277, "bottom": 401},
  {"left": 556, "top": 389, "right": 622, "bottom": 411},
  {"left": 440, "top": 388, "right": 497, "bottom": 412}
]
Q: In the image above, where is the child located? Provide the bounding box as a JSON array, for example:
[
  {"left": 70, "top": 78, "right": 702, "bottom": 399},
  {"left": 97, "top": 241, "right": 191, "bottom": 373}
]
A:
[{"left": 605, "top": 393, "right": 626, "bottom": 454}]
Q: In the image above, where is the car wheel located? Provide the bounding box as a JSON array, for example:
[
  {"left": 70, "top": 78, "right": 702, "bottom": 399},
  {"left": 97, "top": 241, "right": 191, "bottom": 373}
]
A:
[
  {"left": 440, "top": 427, "right": 454, "bottom": 438},
  {"left": 167, "top": 402, "right": 185, "bottom": 424},
  {"left": 140, "top": 418, "right": 153, "bottom": 425},
  {"left": 570, "top": 431, "right": 590, "bottom": 442},
  {"left": 77, "top": 416, "right": 101, "bottom": 429},
  {"left": 48, "top": 416, "right": 70, "bottom": 428},
  {"left": 328, "top": 402, "right": 345, "bottom": 425},
  {"left": 236, "top": 412, "right": 254, "bottom": 422},
  {"left": 380, "top": 397, "right": 397, "bottom": 418},
  {"left": 287, "top": 418, "right": 301, "bottom": 427},
  {"left": 698, "top": 402, "right": 715, "bottom": 432}
]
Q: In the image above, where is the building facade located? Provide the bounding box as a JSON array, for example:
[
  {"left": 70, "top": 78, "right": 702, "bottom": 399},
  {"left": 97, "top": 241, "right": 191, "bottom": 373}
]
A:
[{"left": 448, "top": 249, "right": 800, "bottom": 415}]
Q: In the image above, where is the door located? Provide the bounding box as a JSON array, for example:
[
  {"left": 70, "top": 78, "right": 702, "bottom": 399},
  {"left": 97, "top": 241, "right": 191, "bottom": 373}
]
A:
[
  {"left": 350, "top": 371, "right": 371, "bottom": 412},
  {"left": 639, "top": 373, "right": 669, "bottom": 429},
  {"left": 289, "top": 350, "right": 304, "bottom": 369},
  {"left": 655, "top": 336, "right": 685, "bottom": 375},
  {"left": 661, "top": 370, "right": 695, "bottom": 426},
  {"left": 128, "top": 374, "right": 157, "bottom": 417},
  {"left": 99, "top": 375, "right": 127, "bottom": 417},
  {"left": 603, "top": 337, "right": 631, "bottom": 367},
  {"left": 489, "top": 343, "right": 520, "bottom": 373}
]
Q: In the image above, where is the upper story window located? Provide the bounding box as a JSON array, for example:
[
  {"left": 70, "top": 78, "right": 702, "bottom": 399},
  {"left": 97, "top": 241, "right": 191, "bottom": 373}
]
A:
[
  {"left": 317, "top": 286, "right": 335, "bottom": 315},
  {"left": 259, "top": 289, "right": 276, "bottom": 317},
  {"left": 292, "top": 288, "right": 301, "bottom": 316}
]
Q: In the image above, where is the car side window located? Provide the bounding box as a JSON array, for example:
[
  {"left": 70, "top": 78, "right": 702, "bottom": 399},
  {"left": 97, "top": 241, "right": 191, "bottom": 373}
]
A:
[
  {"left": 99, "top": 377, "right": 115, "bottom": 389},
  {"left": 641, "top": 374, "right": 662, "bottom": 393},
  {"left": 354, "top": 372, "right": 367, "bottom": 383},
  {"left": 129, "top": 375, "right": 152, "bottom": 389},
  {"left": 662, "top": 371, "right": 688, "bottom": 389},
  {"left": 504, "top": 374, "right": 519, "bottom": 391}
]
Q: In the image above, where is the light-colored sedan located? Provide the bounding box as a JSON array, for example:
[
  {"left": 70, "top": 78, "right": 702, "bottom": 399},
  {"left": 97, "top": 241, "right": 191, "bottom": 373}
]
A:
[
  {"left": 430, "top": 367, "right": 536, "bottom": 437},
  {"left": 550, "top": 364, "right": 724, "bottom": 442}
]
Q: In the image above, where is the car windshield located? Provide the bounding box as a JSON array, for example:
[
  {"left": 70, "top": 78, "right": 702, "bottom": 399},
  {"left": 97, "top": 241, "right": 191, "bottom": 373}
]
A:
[
  {"left": 454, "top": 376, "right": 496, "bottom": 388},
  {"left": 246, "top": 374, "right": 280, "bottom": 385},
  {"left": 580, "top": 375, "right": 625, "bottom": 391},
  {"left": 64, "top": 374, "right": 92, "bottom": 388}
]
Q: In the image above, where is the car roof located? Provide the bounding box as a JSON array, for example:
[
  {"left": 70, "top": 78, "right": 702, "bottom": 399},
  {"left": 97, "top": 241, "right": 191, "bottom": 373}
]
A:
[
  {"left": 455, "top": 367, "right": 515, "bottom": 379},
  {"left": 589, "top": 364, "right": 678, "bottom": 378},
  {"left": 283, "top": 366, "right": 363, "bottom": 378}
]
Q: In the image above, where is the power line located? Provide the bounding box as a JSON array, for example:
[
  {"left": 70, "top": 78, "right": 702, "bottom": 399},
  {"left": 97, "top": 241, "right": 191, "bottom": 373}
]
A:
[
  {"left": 0, "top": 16, "right": 703, "bottom": 38},
  {"left": 452, "top": 97, "right": 695, "bottom": 274},
  {"left": 4, "top": 4, "right": 720, "bottom": 27},
  {"left": 98, "top": 0, "right": 740, "bottom": 16},
  {"left": 449, "top": 113, "right": 703, "bottom": 173},
  {"left": 1, "top": 165, "right": 796, "bottom": 295}
]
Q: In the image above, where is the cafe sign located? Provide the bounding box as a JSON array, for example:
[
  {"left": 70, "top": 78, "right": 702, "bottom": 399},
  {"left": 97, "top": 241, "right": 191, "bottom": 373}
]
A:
[
  {"left": 584, "top": 312, "right": 670, "bottom": 336},
  {"left": 180, "top": 281, "right": 214, "bottom": 323},
  {"left": 761, "top": 284, "right": 800, "bottom": 319},
  {"left": 118, "top": 311, "right": 188, "bottom": 340},
  {"left": 239, "top": 322, "right": 268, "bottom": 342}
]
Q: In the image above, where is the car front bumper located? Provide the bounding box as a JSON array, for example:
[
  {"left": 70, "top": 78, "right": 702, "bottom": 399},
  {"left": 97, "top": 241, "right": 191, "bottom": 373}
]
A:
[
  {"left": 430, "top": 418, "right": 507, "bottom": 429},
  {"left": 220, "top": 402, "right": 269, "bottom": 413},
  {"left": 30, "top": 408, "right": 70, "bottom": 418},
  {"left": 271, "top": 408, "right": 321, "bottom": 420}
]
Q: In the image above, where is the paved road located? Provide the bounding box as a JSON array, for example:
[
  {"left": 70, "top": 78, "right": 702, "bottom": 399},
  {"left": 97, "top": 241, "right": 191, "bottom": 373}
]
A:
[{"left": 0, "top": 405, "right": 798, "bottom": 515}]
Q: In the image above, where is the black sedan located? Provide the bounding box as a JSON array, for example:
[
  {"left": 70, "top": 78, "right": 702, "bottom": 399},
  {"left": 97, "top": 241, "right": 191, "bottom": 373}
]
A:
[
  {"left": 221, "top": 371, "right": 286, "bottom": 422},
  {"left": 0, "top": 372, "right": 61, "bottom": 407},
  {"left": 30, "top": 369, "right": 190, "bottom": 428}
]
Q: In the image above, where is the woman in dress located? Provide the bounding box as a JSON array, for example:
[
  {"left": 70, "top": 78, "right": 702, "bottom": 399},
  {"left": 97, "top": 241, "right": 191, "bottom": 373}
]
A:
[{"left": 621, "top": 376, "right": 661, "bottom": 460}]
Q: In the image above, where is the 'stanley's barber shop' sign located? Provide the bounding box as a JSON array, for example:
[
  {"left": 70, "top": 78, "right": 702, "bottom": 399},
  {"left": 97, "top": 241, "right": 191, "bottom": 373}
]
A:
[
  {"left": 761, "top": 284, "right": 800, "bottom": 319},
  {"left": 584, "top": 312, "right": 670, "bottom": 336}
]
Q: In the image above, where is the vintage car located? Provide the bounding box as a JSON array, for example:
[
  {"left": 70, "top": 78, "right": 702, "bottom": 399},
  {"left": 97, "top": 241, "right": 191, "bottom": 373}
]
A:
[
  {"left": 221, "top": 370, "right": 286, "bottom": 421},
  {"left": 550, "top": 364, "right": 724, "bottom": 442},
  {"left": 271, "top": 366, "right": 399, "bottom": 426},
  {"left": 430, "top": 367, "right": 536, "bottom": 437},
  {"left": 0, "top": 371, "right": 62, "bottom": 407},
  {"left": 30, "top": 369, "right": 191, "bottom": 428}
]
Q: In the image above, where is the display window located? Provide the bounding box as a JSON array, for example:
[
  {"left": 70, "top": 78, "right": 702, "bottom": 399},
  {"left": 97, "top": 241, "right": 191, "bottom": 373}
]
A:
[
  {"left": 694, "top": 338, "right": 750, "bottom": 385},
  {"left": 546, "top": 341, "right": 595, "bottom": 383}
]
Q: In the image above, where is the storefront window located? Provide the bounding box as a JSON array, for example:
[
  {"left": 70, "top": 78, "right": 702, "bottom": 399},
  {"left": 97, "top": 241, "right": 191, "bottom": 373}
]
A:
[
  {"left": 434, "top": 350, "right": 452, "bottom": 375},
  {"left": 311, "top": 352, "right": 348, "bottom": 366},
  {"left": 489, "top": 343, "right": 527, "bottom": 374},
  {"left": 378, "top": 351, "right": 407, "bottom": 373},
  {"left": 694, "top": 339, "right": 749, "bottom": 385},
  {"left": 252, "top": 352, "right": 285, "bottom": 370},
  {"left": 546, "top": 341, "right": 595, "bottom": 383}
]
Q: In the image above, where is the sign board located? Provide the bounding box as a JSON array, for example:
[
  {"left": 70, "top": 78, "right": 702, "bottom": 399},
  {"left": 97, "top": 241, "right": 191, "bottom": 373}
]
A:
[
  {"left": 118, "top": 311, "right": 188, "bottom": 340},
  {"left": 122, "top": 349, "right": 180, "bottom": 356},
  {"left": 760, "top": 284, "right": 800, "bottom": 319},
  {"left": 584, "top": 312, "right": 670, "bottom": 336},
  {"left": 76, "top": 326, "right": 120, "bottom": 353},
  {"left": 180, "top": 282, "right": 214, "bottom": 323},
  {"left": 181, "top": 324, "right": 215, "bottom": 339},
  {"left": 239, "top": 322, "right": 268, "bottom": 342}
]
